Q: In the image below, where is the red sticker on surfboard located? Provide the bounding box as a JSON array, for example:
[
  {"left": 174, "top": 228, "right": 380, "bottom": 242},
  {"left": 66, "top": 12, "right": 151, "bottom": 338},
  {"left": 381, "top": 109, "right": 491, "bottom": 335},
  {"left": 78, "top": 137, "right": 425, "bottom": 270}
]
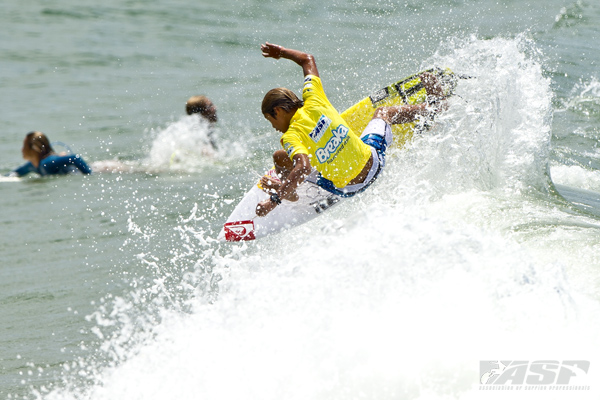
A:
[{"left": 224, "top": 220, "right": 256, "bottom": 241}]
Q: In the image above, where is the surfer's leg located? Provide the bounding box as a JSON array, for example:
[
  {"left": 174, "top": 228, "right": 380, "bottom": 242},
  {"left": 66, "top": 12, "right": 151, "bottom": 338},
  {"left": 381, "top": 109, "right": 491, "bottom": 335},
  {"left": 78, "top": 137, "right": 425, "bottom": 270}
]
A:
[
  {"left": 268, "top": 149, "right": 299, "bottom": 201},
  {"left": 374, "top": 96, "right": 446, "bottom": 125},
  {"left": 376, "top": 73, "right": 446, "bottom": 124},
  {"left": 259, "top": 150, "right": 287, "bottom": 193},
  {"left": 420, "top": 72, "right": 443, "bottom": 99},
  {"left": 373, "top": 104, "right": 426, "bottom": 124},
  {"left": 272, "top": 149, "right": 294, "bottom": 179}
]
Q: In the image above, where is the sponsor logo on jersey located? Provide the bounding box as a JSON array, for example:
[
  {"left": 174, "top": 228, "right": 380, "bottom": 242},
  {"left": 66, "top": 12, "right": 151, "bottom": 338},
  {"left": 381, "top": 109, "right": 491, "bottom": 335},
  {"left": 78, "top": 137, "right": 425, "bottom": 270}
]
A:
[
  {"left": 309, "top": 115, "right": 331, "bottom": 143},
  {"left": 304, "top": 76, "right": 313, "bottom": 90},
  {"left": 283, "top": 142, "right": 294, "bottom": 157},
  {"left": 315, "top": 124, "right": 349, "bottom": 163}
]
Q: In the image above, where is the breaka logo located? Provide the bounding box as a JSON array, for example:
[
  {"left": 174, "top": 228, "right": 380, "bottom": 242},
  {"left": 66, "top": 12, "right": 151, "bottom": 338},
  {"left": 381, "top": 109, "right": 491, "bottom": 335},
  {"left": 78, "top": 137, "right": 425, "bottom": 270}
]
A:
[{"left": 315, "top": 124, "right": 348, "bottom": 163}]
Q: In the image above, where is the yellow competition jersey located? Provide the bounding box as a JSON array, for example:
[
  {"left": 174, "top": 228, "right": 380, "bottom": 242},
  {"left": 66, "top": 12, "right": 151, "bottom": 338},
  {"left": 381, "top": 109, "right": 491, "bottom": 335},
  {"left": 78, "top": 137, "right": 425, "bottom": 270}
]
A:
[{"left": 280, "top": 75, "right": 372, "bottom": 188}]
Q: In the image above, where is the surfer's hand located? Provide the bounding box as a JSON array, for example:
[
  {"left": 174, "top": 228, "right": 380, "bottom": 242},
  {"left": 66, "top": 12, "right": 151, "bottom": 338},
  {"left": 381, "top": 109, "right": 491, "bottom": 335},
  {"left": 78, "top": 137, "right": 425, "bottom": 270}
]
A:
[
  {"left": 261, "top": 42, "right": 283, "bottom": 59},
  {"left": 256, "top": 199, "right": 276, "bottom": 217},
  {"left": 260, "top": 175, "right": 281, "bottom": 193}
]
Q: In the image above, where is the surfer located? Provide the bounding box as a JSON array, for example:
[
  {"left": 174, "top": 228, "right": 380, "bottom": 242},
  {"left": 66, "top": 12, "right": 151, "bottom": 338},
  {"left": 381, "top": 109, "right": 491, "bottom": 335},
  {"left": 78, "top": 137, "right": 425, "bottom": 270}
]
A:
[
  {"left": 91, "top": 96, "right": 218, "bottom": 173},
  {"left": 186, "top": 95, "right": 218, "bottom": 150},
  {"left": 256, "top": 42, "right": 445, "bottom": 217},
  {"left": 7, "top": 131, "right": 92, "bottom": 177},
  {"left": 186, "top": 95, "right": 217, "bottom": 123}
]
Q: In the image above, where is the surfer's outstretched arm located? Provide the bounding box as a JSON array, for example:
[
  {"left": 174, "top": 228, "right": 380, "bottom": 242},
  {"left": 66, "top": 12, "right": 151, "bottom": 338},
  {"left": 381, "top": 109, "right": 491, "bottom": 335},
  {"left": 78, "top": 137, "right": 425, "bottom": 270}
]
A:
[{"left": 261, "top": 42, "right": 319, "bottom": 78}]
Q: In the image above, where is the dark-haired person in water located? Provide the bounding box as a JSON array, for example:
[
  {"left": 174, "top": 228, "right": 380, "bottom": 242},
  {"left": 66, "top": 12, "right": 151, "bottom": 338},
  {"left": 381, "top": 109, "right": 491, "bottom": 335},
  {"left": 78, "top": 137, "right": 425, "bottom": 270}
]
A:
[
  {"left": 186, "top": 95, "right": 218, "bottom": 149},
  {"left": 186, "top": 95, "right": 217, "bottom": 123},
  {"left": 8, "top": 131, "right": 91, "bottom": 177}
]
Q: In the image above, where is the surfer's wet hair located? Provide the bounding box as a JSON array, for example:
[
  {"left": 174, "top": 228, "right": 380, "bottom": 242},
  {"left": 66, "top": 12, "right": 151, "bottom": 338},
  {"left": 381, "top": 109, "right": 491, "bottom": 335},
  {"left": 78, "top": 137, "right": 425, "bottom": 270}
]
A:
[
  {"left": 186, "top": 95, "right": 217, "bottom": 123},
  {"left": 262, "top": 88, "right": 304, "bottom": 117},
  {"left": 25, "top": 131, "right": 54, "bottom": 157}
]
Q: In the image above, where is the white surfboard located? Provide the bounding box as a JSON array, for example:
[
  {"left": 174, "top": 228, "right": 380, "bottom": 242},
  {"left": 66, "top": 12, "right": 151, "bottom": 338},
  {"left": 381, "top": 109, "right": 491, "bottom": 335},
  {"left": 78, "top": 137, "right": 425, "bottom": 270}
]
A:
[
  {"left": 0, "top": 176, "right": 22, "bottom": 182},
  {"left": 218, "top": 67, "right": 458, "bottom": 242},
  {"left": 219, "top": 170, "right": 341, "bottom": 241}
]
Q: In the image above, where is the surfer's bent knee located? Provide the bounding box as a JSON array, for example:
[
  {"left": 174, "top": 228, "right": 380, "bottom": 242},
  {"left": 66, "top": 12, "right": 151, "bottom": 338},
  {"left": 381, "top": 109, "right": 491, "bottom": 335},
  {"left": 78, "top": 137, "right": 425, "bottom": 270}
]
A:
[
  {"left": 372, "top": 107, "right": 391, "bottom": 123},
  {"left": 272, "top": 149, "right": 293, "bottom": 177}
]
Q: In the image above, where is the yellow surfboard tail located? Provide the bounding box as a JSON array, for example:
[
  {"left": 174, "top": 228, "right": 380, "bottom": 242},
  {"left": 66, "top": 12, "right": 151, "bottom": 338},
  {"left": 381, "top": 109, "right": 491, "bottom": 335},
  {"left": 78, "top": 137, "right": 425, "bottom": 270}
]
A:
[{"left": 341, "top": 67, "right": 457, "bottom": 149}]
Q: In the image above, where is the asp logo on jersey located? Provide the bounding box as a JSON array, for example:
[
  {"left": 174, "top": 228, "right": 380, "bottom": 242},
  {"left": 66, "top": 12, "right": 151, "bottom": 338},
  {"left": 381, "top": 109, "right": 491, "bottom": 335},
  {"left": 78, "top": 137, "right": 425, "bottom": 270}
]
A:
[
  {"left": 309, "top": 115, "right": 331, "bottom": 143},
  {"left": 316, "top": 124, "right": 349, "bottom": 163},
  {"left": 283, "top": 142, "right": 294, "bottom": 157}
]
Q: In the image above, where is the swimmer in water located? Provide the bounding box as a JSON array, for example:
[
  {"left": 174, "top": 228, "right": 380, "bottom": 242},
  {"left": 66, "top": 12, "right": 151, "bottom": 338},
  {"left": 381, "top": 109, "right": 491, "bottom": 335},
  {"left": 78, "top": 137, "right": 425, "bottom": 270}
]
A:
[
  {"left": 185, "top": 95, "right": 218, "bottom": 149},
  {"left": 8, "top": 131, "right": 92, "bottom": 177}
]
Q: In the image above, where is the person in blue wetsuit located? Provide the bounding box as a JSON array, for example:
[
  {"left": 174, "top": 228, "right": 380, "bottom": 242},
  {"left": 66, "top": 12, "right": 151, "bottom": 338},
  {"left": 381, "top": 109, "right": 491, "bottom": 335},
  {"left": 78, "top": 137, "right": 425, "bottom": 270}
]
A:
[{"left": 9, "top": 131, "right": 92, "bottom": 177}]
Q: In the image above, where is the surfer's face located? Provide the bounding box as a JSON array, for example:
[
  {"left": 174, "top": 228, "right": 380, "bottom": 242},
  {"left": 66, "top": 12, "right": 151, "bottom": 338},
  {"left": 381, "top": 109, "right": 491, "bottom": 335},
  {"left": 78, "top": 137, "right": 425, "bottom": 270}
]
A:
[
  {"left": 264, "top": 107, "right": 290, "bottom": 133},
  {"left": 21, "top": 137, "right": 36, "bottom": 162}
]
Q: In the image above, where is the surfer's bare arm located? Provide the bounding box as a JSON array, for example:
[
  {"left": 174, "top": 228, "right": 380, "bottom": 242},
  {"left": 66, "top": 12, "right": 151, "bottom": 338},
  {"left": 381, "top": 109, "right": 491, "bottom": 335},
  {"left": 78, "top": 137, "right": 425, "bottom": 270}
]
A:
[
  {"left": 261, "top": 42, "right": 319, "bottom": 77},
  {"left": 256, "top": 153, "right": 311, "bottom": 217}
]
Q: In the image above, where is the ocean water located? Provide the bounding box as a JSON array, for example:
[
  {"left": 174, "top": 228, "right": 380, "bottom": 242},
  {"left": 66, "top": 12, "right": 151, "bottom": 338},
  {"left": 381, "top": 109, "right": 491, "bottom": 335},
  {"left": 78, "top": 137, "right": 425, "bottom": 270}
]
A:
[{"left": 1, "top": 0, "right": 600, "bottom": 399}]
